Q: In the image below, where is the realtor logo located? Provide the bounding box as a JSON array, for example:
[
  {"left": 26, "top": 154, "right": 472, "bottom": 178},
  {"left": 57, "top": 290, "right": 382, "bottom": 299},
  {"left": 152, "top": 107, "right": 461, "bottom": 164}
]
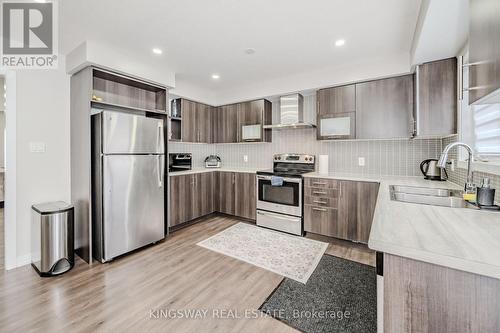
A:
[{"left": 1, "top": 0, "right": 58, "bottom": 69}]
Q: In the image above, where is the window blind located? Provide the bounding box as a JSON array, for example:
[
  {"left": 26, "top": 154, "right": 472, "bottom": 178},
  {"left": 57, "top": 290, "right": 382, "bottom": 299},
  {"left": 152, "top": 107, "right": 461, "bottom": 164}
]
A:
[{"left": 474, "top": 103, "right": 500, "bottom": 156}]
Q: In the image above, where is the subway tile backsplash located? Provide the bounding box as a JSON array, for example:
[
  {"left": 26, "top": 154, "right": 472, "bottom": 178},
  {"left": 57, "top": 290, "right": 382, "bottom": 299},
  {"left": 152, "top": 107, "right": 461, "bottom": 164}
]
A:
[
  {"left": 170, "top": 129, "right": 443, "bottom": 177},
  {"left": 213, "top": 130, "right": 442, "bottom": 176}
]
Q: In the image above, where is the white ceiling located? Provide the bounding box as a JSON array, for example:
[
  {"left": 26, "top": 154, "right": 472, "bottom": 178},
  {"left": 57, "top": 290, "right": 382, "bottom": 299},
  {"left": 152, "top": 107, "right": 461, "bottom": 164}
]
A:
[
  {"left": 60, "top": 0, "right": 422, "bottom": 95},
  {"left": 411, "top": 0, "right": 469, "bottom": 65}
]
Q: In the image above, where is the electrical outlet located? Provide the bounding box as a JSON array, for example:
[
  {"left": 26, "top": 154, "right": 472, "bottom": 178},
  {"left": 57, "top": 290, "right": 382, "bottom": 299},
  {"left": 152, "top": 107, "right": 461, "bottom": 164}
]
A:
[
  {"left": 450, "top": 159, "right": 455, "bottom": 172},
  {"left": 358, "top": 157, "right": 365, "bottom": 167},
  {"left": 30, "top": 142, "right": 46, "bottom": 153},
  {"left": 243, "top": 155, "right": 248, "bottom": 163}
]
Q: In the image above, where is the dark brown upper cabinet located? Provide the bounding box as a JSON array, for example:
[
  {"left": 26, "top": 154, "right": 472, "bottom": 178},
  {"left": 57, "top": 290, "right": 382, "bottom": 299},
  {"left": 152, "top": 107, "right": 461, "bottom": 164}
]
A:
[
  {"left": 236, "top": 99, "right": 272, "bottom": 143},
  {"left": 213, "top": 104, "right": 238, "bottom": 143},
  {"left": 316, "top": 84, "right": 356, "bottom": 116},
  {"left": 355, "top": 75, "right": 414, "bottom": 139},
  {"left": 416, "top": 58, "right": 457, "bottom": 137},
  {"left": 180, "top": 99, "right": 197, "bottom": 142},
  {"left": 177, "top": 98, "right": 212, "bottom": 143},
  {"left": 213, "top": 99, "right": 272, "bottom": 143},
  {"left": 92, "top": 69, "right": 167, "bottom": 113},
  {"left": 174, "top": 97, "right": 270, "bottom": 143},
  {"left": 468, "top": 0, "right": 500, "bottom": 104},
  {"left": 316, "top": 85, "right": 356, "bottom": 140}
]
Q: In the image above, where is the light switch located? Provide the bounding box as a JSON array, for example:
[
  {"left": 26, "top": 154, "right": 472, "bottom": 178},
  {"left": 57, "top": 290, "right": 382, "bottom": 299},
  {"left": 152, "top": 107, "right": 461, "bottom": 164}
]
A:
[
  {"left": 243, "top": 155, "right": 248, "bottom": 163},
  {"left": 30, "top": 142, "right": 46, "bottom": 153},
  {"left": 358, "top": 157, "right": 365, "bottom": 167}
]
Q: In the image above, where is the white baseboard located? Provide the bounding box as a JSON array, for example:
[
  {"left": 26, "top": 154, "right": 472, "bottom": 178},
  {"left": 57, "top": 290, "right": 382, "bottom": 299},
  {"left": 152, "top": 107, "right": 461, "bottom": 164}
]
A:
[{"left": 10, "top": 254, "right": 31, "bottom": 270}]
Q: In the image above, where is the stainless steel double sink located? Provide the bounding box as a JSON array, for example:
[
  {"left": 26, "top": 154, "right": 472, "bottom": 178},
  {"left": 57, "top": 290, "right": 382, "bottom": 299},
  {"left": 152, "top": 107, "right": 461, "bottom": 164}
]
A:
[{"left": 389, "top": 185, "right": 478, "bottom": 209}]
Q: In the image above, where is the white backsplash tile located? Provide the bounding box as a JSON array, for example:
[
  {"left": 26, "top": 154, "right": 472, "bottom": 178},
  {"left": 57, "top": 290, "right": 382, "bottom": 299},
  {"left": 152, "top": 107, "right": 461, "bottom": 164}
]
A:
[{"left": 171, "top": 133, "right": 443, "bottom": 177}]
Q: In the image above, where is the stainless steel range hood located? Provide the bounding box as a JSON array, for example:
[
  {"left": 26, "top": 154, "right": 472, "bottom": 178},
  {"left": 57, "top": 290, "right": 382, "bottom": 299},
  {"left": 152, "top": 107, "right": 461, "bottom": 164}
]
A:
[{"left": 263, "top": 93, "right": 316, "bottom": 129}]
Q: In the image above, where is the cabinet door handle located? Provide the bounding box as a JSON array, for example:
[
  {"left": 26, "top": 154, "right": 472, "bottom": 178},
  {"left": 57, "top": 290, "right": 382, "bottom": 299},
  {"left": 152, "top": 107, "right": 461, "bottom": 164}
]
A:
[
  {"left": 313, "top": 200, "right": 327, "bottom": 205},
  {"left": 339, "top": 183, "right": 343, "bottom": 198},
  {"left": 313, "top": 191, "right": 327, "bottom": 195},
  {"left": 462, "top": 61, "right": 488, "bottom": 67},
  {"left": 312, "top": 207, "right": 327, "bottom": 212},
  {"left": 313, "top": 182, "right": 327, "bottom": 185},
  {"left": 463, "top": 86, "right": 489, "bottom": 91}
]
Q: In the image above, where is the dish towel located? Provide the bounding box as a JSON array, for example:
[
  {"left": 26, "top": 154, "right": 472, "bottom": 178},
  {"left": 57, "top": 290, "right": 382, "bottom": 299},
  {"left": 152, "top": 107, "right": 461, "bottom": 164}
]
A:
[{"left": 271, "top": 176, "right": 284, "bottom": 186}]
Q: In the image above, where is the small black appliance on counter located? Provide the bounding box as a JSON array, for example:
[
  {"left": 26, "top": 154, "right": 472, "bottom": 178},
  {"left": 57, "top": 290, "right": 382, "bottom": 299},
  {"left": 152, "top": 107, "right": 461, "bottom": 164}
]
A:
[{"left": 169, "top": 153, "right": 192, "bottom": 172}]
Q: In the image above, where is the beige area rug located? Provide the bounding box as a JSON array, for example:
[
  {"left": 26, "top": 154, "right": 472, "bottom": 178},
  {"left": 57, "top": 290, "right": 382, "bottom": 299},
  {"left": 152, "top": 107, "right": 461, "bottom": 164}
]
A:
[{"left": 197, "top": 223, "right": 328, "bottom": 283}]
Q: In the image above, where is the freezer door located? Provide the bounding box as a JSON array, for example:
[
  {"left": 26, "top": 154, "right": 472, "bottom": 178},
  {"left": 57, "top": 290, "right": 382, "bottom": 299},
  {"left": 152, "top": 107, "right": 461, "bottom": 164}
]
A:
[
  {"left": 102, "top": 154, "right": 165, "bottom": 261},
  {"left": 102, "top": 111, "right": 164, "bottom": 154}
]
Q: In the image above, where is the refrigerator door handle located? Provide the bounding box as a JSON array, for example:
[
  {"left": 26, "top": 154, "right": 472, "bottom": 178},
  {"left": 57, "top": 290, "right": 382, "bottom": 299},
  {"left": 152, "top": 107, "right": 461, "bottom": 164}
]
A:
[
  {"left": 157, "top": 155, "right": 163, "bottom": 187},
  {"left": 157, "top": 123, "right": 164, "bottom": 153}
]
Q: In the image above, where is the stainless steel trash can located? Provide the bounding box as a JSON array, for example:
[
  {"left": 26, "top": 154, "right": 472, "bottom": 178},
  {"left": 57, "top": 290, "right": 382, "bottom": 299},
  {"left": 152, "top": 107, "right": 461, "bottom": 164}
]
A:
[{"left": 31, "top": 201, "right": 74, "bottom": 277}]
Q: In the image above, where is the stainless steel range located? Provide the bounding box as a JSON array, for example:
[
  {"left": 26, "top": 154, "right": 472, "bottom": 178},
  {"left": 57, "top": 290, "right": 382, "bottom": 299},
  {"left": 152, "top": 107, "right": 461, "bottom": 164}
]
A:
[{"left": 256, "top": 154, "right": 315, "bottom": 235}]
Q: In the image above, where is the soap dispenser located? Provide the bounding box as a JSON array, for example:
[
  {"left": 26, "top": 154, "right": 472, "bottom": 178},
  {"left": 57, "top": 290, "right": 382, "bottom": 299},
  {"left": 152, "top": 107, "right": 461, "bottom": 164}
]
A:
[{"left": 477, "top": 178, "right": 495, "bottom": 206}]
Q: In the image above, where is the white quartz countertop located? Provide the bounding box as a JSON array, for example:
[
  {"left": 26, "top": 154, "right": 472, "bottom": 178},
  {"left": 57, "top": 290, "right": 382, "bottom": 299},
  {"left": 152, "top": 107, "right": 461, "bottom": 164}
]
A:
[
  {"left": 168, "top": 167, "right": 258, "bottom": 176},
  {"left": 305, "top": 172, "right": 500, "bottom": 279},
  {"left": 303, "top": 172, "right": 381, "bottom": 183}
]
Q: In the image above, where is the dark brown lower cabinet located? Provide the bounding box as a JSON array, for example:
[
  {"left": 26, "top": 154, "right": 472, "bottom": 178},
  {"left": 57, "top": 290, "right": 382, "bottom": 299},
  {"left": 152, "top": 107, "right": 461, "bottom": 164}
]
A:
[
  {"left": 193, "top": 172, "right": 215, "bottom": 217},
  {"left": 304, "top": 206, "right": 341, "bottom": 237},
  {"left": 218, "top": 171, "right": 256, "bottom": 219},
  {"left": 384, "top": 253, "right": 500, "bottom": 332},
  {"left": 169, "top": 174, "right": 195, "bottom": 227},
  {"left": 216, "top": 171, "right": 236, "bottom": 215},
  {"left": 168, "top": 171, "right": 258, "bottom": 227},
  {"left": 235, "top": 172, "right": 256, "bottom": 219},
  {"left": 304, "top": 178, "right": 379, "bottom": 243},
  {"left": 169, "top": 172, "right": 215, "bottom": 227}
]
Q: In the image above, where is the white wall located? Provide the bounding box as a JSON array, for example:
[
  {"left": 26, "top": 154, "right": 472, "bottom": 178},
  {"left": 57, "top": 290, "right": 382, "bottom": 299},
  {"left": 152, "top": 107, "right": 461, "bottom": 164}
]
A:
[
  {"left": 11, "top": 60, "right": 71, "bottom": 266},
  {"left": 0, "top": 77, "right": 5, "bottom": 167},
  {"left": 410, "top": 0, "right": 468, "bottom": 65},
  {"left": 170, "top": 77, "right": 217, "bottom": 106},
  {"left": 214, "top": 52, "right": 411, "bottom": 105},
  {"left": 66, "top": 41, "right": 176, "bottom": 89},
  {"left": 0, "top": 112, "right": 4, "bottom": 168}
]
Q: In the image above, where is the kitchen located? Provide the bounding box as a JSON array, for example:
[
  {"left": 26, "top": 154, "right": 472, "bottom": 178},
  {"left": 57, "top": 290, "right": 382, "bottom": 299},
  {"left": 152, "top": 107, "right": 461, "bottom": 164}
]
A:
[{"left": 1, "top": 0, "right": 500, "bottom": 332}]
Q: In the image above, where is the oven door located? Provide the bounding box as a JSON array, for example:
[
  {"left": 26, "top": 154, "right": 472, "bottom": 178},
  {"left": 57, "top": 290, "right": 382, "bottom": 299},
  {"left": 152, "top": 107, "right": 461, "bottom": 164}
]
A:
[{"left": 256, "top": 175, "right": 302, "bottom": 216}]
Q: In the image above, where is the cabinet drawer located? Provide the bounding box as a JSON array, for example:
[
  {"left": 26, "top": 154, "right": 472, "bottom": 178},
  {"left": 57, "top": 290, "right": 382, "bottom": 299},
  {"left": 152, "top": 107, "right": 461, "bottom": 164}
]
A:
[
  {"left": 304, "top": 195, "right": 338, "bottom": 208},
  {"left": 304, "top": 187, "right": 338, "bottom": 198},
  {"left": 305, "top": 178, "right": 339, "bottom": 189},
  {"left": 304, "top": 205, "right": 339, "bottom": 237}
]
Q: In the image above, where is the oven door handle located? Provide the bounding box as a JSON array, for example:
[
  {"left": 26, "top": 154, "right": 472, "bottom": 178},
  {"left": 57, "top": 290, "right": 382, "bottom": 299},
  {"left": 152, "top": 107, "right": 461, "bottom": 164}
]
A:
[
  {"left": 257, "top": 210, "right": 301, "bottom": 221},
  {"left": 257, "top": 175, "right": 302, "bottom": 183}
]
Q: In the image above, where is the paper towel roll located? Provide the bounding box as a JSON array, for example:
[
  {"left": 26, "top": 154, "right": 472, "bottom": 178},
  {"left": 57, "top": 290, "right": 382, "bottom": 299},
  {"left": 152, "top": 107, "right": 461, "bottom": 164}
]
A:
[{"left": 319, "top": 155, "right": 329, "bottom": 175}]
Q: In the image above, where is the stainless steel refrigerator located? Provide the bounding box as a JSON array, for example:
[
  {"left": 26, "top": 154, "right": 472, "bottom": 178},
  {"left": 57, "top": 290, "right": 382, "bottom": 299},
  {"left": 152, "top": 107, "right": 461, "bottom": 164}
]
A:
[{"left": 91, "top": 110, "right": 165, "bottom": 262}]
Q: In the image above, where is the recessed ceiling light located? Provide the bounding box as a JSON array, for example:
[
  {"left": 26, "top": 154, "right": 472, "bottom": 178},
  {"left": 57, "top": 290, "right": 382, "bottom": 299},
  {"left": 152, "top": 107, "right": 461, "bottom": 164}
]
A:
[
  {"left": 335, "top": 39, "right": 346, "bottom": 47},
  {"left": 211, "top": 74, "right": 220, "bottom": 80},
  {"left": 245, "top": 48, "right": 256, "bottom": 55},
  {"left": 152, "top": 48, "right": 163, "bottom": 55}
]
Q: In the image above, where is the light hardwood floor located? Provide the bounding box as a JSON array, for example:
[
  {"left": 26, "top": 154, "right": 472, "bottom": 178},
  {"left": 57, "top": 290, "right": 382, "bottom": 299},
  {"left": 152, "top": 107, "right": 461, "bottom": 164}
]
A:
[{"left": 0, "top": 215, "right": 374, "bottom": 332}]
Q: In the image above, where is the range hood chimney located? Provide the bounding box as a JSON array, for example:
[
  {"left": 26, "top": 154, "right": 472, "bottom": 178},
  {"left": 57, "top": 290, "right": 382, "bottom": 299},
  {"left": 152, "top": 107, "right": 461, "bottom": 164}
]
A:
[{"left": 263, "top": 93, "right": 316, "bottom": 129}]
